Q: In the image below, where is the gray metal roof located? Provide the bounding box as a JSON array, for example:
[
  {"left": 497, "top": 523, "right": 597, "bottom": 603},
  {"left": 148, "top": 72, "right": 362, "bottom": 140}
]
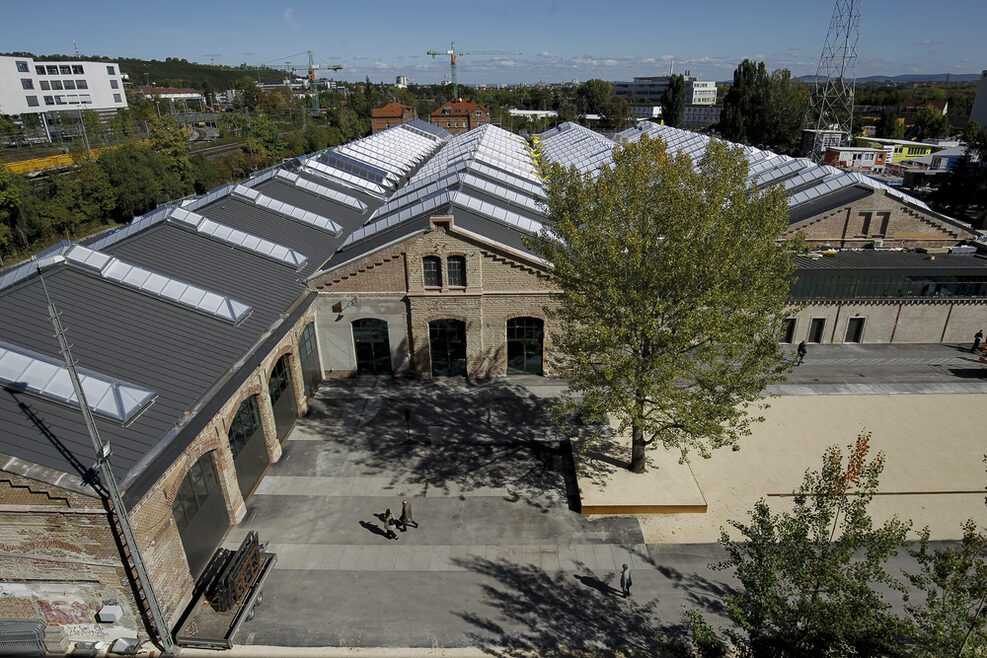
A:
[{"left": 796, "top": 250, "right": 987, "bottom": 272}]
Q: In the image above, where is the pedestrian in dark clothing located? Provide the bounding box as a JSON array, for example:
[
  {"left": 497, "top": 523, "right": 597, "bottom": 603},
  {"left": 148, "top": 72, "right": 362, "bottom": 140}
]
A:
[
  {"left": 972, "top": 330, "right": 983, "bottom": 354},
  {"left": 382, "top": 508, "right": 397, "bottom": 540},
  {"left": 796, "top": 340, "right": 807, "bottom": 365},
  {"left": 619, "top": 564, "right": 632, "bottom": 598},
  {"left": 399, "top": 499, "right": 417, "bottom": 530}
]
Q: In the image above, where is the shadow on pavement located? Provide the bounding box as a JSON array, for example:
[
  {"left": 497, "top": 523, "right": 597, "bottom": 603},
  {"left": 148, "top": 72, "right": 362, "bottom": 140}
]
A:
[{"left": 451, "top": 556, "right": 734, "bottom": 656}]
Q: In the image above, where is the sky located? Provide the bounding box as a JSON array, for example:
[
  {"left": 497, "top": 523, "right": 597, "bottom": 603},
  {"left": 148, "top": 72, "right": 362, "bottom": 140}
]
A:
[{"left": 3, "top": 0, "right": 985, "bottom": 85}]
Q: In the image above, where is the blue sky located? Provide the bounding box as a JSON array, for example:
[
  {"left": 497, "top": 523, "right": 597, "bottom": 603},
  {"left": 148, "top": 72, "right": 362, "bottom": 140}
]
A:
[{"left": 3, "top": 0, "right": 985, "bottom": 84}]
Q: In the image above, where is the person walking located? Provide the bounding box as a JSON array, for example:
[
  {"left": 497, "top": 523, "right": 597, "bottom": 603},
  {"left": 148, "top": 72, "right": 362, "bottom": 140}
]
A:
[
  {"left": 619, "top": 564, "right": 632, "bottom": 599},
  {"left": 399, "top": 499, "right": 417, "bottom": 530},
  {"left": 972, "top": 329, "right": 983, "bottom": 354},
  {"left": 796, "top": 340, "right": 807, "bottom": 366},
  {"left": 382, "top": 508, "right": 397, "bottom": 540}
]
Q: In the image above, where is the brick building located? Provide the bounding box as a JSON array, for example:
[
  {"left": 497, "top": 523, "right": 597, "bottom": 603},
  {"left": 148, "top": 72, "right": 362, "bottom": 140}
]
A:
[
  {"left": 430, "top": 99, "right": 490, "bottom": 136},
  {"left": 370, "top": 101, "right": 417, "bottom": 134},
  {"left": 1, "top": 117, "right": 985, "bottom": 649}
]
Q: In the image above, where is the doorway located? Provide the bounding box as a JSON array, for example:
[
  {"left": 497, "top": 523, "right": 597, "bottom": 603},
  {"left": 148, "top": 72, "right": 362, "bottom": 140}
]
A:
[
  {"left": 808, "top": 317, "right": 826, "bottom": 343},
  {"left": 352, "top": 319, "right": 392, "bottom": 375},
  {"left": 507, "top": 317, "right": 544, "bottom": 375},
  {"left": 845, "top": 317, "right": 865, "bottom": 343},
  {"left": 429, "top": 319, "right": 467, "bottom": 376}
]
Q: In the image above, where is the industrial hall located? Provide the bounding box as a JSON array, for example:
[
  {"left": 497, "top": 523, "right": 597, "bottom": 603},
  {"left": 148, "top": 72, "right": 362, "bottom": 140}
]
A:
[{"left": 0, "top": 117, "right": 985, "bottom": 646}]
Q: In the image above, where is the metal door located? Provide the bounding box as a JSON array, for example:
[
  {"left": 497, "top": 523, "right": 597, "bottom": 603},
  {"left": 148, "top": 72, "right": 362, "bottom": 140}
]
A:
[
  {"left": 352, "top": 319, "right": 392, "bottom": 375},
  {"left": 507, "top": 317, "right": 544, "bottom": 375},
  {"left": 429, "top": 319, "right": 467, "bottom": 377},
  {"left": 228, "top": 396, "right": 270, "bottom": 500},
  {"left": 809, "top": 317, "right": 826, "bottom": 343},
  {"left": 268, "top": 354, "right": 297, "bottom": 444},
  {"left": 298, "top": 323, "right": 322, "bottom": 397},
  {"left": 172, "top": 453, "right": 230, "bottom": 579},
  {"left": 845, "top": 317, "right": 865, "bottom": 343}
]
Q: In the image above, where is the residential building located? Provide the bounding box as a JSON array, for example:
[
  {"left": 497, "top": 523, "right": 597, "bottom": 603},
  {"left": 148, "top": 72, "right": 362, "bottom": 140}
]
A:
[
  {"left": 899, "top": 98, "right": 948, "bottom": 124},
  {"left": 0, "top": 55, "right": 127, "bottom": 118},
  {"left": 823, "top": 145, "right": 891, "bottom": 172},
  {"left": 371, "top": 102, "right": 417, "bottom": 134},
  {"left": 430, "top": 99, "right": 489, "bottom": 135},
  {"left": 612, "top": 73, "right": 716, "bottom": 105},
  {"left": 857, "top": 137, "right": 942, "bottom": 163},
  {"left": 395, "top": 75, "right": 409, "bottom": 88}
]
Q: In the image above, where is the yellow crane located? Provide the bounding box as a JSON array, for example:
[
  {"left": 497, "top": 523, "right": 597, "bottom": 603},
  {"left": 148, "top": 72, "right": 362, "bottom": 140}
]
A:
[{"left": 426, "top": 41, "right": 520, "bottom": 100}]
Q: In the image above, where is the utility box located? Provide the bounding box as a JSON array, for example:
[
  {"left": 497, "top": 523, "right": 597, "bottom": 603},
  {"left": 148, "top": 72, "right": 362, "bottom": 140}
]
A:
[{"left": 96, "top": 604, "right": 123, "bottom": 623}]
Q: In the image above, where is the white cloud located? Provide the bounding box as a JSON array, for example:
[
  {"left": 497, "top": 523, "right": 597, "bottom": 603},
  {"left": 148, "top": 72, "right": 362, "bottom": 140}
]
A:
[
  {"left": 371, "top": 60, "right": 392, "bottom": 70},
  {"left": 538, "top": 51, "right": 550, "bottom": 57},
  {"left": 283, "top": 7, "right": 300, "bottom": 31}
]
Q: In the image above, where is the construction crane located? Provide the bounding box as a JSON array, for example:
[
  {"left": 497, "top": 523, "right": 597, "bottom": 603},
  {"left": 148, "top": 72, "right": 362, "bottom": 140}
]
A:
[
  {"left": 253, "top": 51, "right": 343, "bottom": 112},
  {"left": 426, "top": 41, "right": 521, "bottom": 100}
]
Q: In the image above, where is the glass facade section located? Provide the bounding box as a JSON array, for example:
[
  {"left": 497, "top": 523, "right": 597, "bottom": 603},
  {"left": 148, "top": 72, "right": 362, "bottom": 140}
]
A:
[{"left": 790, "top": 273, "right": 987, "bottom": 300}]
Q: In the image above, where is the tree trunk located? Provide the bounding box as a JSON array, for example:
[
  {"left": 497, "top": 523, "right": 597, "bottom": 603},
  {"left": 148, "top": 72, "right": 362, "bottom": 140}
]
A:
[{"left": 629, "top": 423, "right": 646, "bottom": 473}]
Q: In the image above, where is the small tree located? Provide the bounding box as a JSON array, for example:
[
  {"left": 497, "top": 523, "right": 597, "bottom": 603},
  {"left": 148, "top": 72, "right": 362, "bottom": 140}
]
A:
[
  {"left": 717, "top": 432, "right": 911, "bottom": 656},
  {"left": 660, "top": 74, "right": 685, "bottom": 128},
  {"left": 877, "top": 106, "right": 905, "bottom": 139},
  {"left": 532, "top": 136, "right": 798, "bottom": 472}
]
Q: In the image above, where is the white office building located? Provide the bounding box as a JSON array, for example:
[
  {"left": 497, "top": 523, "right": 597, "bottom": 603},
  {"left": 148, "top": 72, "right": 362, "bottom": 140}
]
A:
[
  {"left": 612, "top": 72, "right": 717, "bottom": 106},
  {"left": 0, "top": 55, "right": 128, "bottom": 117}
]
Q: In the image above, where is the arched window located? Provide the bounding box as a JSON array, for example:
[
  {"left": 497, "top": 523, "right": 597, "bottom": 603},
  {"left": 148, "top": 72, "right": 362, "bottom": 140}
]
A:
[
  {"left": 423, "top": 256, "right": 442, "bottom": 287},
  {"left": 268, "top": 354, "right": 297, "bottom": 443},
  {"left": 228, "top": 396, "right": 269, "bottom": 499},
  {"left": 172, "top": 452, "right": 229, "bottom": 577}
]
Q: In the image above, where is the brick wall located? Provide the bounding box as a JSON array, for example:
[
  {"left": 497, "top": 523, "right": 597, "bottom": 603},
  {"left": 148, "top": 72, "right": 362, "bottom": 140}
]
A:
[{"left": 787, "top": 189, "right": 976, "bottom": 248}]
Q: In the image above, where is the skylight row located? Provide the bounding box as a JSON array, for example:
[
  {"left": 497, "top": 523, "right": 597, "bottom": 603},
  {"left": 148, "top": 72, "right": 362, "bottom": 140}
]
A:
[
  {"left": 449, "top": 191, "right": 544, "bottom": 235},
  {"left": 275, "top": 170, "right": 367, "bottom": 212},
  {"left": 318, "top": 151, "right": 392, "bottom": 187},
  {"left": 167, "top": 207, "right": 308, "bottom": 270},
  {"left": 232, "top": 185, "right": 342, "bottom": 235},
  {"left": 342, "top": 192, "right": 451, "bottom": 248},
  {"left": 460, "top": 173, "right": 545, "bottom": 215},
  {"left": 300, "top": 160, "right": 388, "bottom": 198},
  {"left": 63, "top": 244, "right": 252, "bottom": 325},
  {"left": 0, "top": 341, "right": 157, "bottom": 424}
]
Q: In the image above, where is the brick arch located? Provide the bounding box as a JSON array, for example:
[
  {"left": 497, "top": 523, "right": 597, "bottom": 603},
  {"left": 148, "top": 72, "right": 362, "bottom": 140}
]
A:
[
  {"left": 163, "top": 447, "right": 222, "bottom": 505},
  {"left": 265, "top": 346, "right": 296, "bottom": 382},
  {"left": 504, "top": 312, "right": 547, "bottom": 323},
  {"left": 425, "top": 314, "right": 470, "bottom": 326},
  {"left": 221, "top": 385, "right": 264, "bottom": 436}
]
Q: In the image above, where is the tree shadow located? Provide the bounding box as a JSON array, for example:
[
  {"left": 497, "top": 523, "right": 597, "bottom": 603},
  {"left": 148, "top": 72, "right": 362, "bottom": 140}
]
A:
[
  {"left": 450, "top": 556, "right": 719, "bottom": 656},
  {"left": 293, "top": 378, "right": 614, "bottom": 513},
  {"left": 655, "top": 564, "right": 740, "bottom": 616}
]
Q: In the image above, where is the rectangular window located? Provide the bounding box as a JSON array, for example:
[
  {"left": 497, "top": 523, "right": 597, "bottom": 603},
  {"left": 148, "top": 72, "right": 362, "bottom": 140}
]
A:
[
  {"left": 876, "top": 212, "right": 890, "bottom": 236},
  {"left": 44, "top": 95, "right": 54, "bottom": 105},
  {"left": 50, "top": 80, "right": 63, "bottom": 90},
  {"left": 780, "top": 318, "right": 796, "bottom": 343},
  {"left": 21, "top": 79, "right": 33, "bottom": 90},
  {"left": 845, "top": 317, "right": 865, "bottom": 343},
  {"left": 72, "top": 65, "right": 83, "bottom": 74},
  {"left": 55, "top": 95, "right": 66, "bottom": 105},
  {"left": 106, "top": 65, "right": 115, "bottom": 75},
  {"left": 25, "top": 95, "right": 39, "bottom": 107},
  {"left": 46, "top": 65, "right": 58, "bottom": 75},
  {"left": 808, "top": 318, "right": 826, "bottom": 343},
  {"left": 35, "top": 65, "right": 45, "bottom": 75},
  {"left": 16, "top": 60, "right": 28, "bottom": 73},
  {"left": 113, "top": 93, "right": 122, "bottom": 103},
  {"left": 63, "top": 79, "right": 75, "bottom": 89},
  {"left": 446, "top": 121, "right": 451, "bottom": 127},
  {"left": 447, "top": 256, "right": 466, "bottom": 287},
  {"left": 859, "top": 212, "right": 872, "bottom": 236},
  {"left": 76, "top": 79, "right": 87, "bottom": 89},
  {"left": 57, "top": 65, "right": 70, "bottom": 74},
  {"left": 40, "top": 80, "right": 50, "bottom": 90},
  {"left": 423, "top": 256, "right": 442, "bottom": 287},
  {"left": 110, "top": 79, "right": 119, "bottom": 89}
]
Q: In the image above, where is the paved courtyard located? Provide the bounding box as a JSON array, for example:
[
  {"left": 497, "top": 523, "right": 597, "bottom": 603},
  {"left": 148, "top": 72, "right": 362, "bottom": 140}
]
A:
[{"left": 220, "top": 343, "right": 986, "bottom": 652}]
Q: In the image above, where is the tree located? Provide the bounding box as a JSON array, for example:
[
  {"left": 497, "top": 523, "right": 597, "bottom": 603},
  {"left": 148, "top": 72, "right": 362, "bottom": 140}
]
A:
[
  {"left": 532, "top": 136, "right": 798, "bottom": 473},
  {"left": 720, "top": 60, "right": 768, "bottom": 145},
  {"left": 577, "top": 79, "right": 612, "bottom": 116},
  {"left": 915, "top": 106, "right": 950, "bottom": 140},
  {"left": 905, "top": 519, "right": 987, "bottom": 657},
  {"left": 877, "top": 106, "right": 905, "bottom": 139},
  {"left": 720, "top": 61, "right": 807, "bottom": 155},
  {"left": 660, "top": 74, "right": 685, "bottom": 128},
  {"left": 0, "top": 166, "right": 21, "bottom": 255},
  {"left": 602, "top": 96, "right": 633, "bottom": 132},
  {"left": 716, "top": 432, "right": 911, "bottom": 656}
]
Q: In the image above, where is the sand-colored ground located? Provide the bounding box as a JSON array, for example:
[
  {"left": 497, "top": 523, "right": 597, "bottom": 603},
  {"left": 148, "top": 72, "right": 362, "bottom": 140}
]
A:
[{"left": 637, "top": 394, "right": 986, "bottom": 544}]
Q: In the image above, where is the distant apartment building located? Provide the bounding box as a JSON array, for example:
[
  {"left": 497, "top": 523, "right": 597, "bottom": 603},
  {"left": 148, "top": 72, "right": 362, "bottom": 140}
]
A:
[
  {"left": 823, "top": 145, "right": 892, "bottom": 172},
  {"left": 0, "top": 55, "right": 127, "bottom": 118},
  {"left": 395, "top": 75, "right": 409, "bottom": 88},
  {"left": 612, "top": 73, "right": 716, "bottom": 105},
  {"left": 430, "top": 99, "right": 489, "bottom": 135},
  {"left": 371, "top": 102, "right": 417, "bottom": 134}
]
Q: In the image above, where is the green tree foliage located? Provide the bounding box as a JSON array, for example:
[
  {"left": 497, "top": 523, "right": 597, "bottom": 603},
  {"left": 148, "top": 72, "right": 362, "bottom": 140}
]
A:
[
  {"left": 603, "top": 96, "right": 633, "bottom": 132},
  {"left": 0, "top": 166, "right": 20, "bottom": 254},
  {"left": 660, "top": 74, "right": 685, "bottom": 128},
  {"left": 720, "top": 60, "right": 808, "bottom": 155},
  {"left": 532, "top": 136, "right": 797, "bottom": 472},
  {"left": 243, "top": 114, "right": 283, "bottom": 161},
  {"left": 876, "top": 106, "right": 905, "bottom": 139},
  {"left": 96, "top": 143, "right": 185, "bottom": 220},
  {"left": 147, "top": 115, "right": 194, "bottom": 189},
  {"left": 232, "top": 76, "right": 262, "bottom": 112},
  {"left": 915, "top": 106, "right": 951, "bottom": 139},
  {"left": 577, "top": 79, "right": 613, "bottom": 115},
  {"left": 717, "top": 432, "right": 912, "bottom": 657},
  {"left": 905, "top": 519, "right": 987, "bottom": 657}
]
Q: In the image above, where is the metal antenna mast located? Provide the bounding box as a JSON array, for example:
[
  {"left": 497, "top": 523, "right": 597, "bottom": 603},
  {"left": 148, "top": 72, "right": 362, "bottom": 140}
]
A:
[
  {"left": 38, "top": 268, "right": 175, "bottom": 654},
  {"left": 802, "top": 0, "right": 862, "bottom": 160}
]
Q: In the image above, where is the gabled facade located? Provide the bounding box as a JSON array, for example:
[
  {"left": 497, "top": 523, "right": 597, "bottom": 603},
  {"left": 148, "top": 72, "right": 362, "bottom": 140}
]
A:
[
  {"left": 430, "top": 99, "right": 490, "bottom": 135},
  {"left": 371, "top": 102, "right": 417, "bottom": 134}
]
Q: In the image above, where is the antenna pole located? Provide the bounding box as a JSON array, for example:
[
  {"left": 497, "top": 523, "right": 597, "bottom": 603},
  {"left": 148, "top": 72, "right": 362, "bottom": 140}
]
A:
[{"left": 38, "top": 268, "right": 176, "bottom": 654}]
